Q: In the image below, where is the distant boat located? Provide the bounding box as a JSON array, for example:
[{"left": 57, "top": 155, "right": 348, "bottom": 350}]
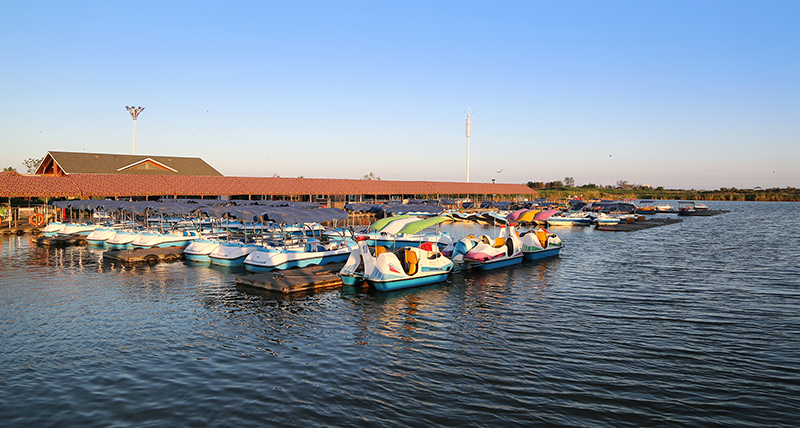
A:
[{"left": 546, "top": 212, "right": 594, "bottom": 226}]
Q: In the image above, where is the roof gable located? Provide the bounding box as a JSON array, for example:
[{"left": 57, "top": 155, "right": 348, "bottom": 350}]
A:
[
  {"left": 117, "top": 158, "right": 178, "bottom": 173},
  {"left": 36, "top": 151, "right": 222, "bottom": 176}
]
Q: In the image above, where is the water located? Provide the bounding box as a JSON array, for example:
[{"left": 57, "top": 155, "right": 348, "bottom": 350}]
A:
[{"left": 1, "top": 201, "right": 799, "bottom": 427}]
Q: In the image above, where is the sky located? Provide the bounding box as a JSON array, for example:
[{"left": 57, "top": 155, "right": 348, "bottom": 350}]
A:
[{"left": 1, "top": 1, "right": 798, "bottom": 190}]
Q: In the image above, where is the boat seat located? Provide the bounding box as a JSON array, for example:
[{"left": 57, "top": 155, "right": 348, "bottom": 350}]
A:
[
  {"left": 375, "top": 246, "right": 387, "bottom": 257},
  {"left": 404, "top": 250, "right": 418, "bottom": 276},
  {"left": 536, "top": 230, "right": 548, "bottom": 248},
  {"left": 495, "top": 237, "right": 505, "bottom": 247}
]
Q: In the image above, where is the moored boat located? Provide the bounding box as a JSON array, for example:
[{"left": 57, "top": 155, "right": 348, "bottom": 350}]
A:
[
  {"left": 546, "top": 212, "right": 594, "bottom": 226},
  {"left": 130, "top": 230, "right": 199, "bottom": 249},
  {"left": 244, "top": 236, "right": 356, "bottom": 272},
  {"left": 341, "top": 237, "right": 453, "bottom": 291},
  {"left": 85, "top": 228, "right": 119, "bottom": 247},
  {"left": 209, "top": 242, "right": 260, "bottom": 267},
  {"left": 517, "top": 227, "right": 563, "bottom": 260},
  {"left": 451, "top": 228, "right": 524, "bottom": 270},
  {"left": 183, "top": 239, "right": 222, "bottom": 262}
]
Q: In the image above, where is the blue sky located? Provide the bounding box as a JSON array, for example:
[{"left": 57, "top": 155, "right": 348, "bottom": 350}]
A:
[{"left": 2, "top": 1, "right": 798, "bottom": 190}]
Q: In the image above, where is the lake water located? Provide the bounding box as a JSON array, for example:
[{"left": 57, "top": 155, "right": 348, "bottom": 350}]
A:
[{"left": 1, "top": 201, "right": 799, "bottom": 427}]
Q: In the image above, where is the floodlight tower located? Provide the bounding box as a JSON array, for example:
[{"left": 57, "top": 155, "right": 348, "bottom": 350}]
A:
[
  {"left": 125, "top": 106, "right": 145, "bottom": 154},
  {"left": 465, "top": 108, "right": 473, "bottom": 182}
]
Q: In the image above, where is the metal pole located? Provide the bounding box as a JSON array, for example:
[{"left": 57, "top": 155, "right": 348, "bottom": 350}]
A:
[
  {"left": 132, "top": 118, "right": 137, "bottom": 155},
  {"left": 465, "top": 108, "right": 472, "bottom": 183}
]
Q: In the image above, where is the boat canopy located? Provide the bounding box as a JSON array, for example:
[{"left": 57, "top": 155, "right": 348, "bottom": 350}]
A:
[
  {"left": 380, "top": 204, "right": 444, "bottom": 215},
  {"left": 591, "top": 202, "right": 636, "bottom": 213},
  {"left": 256, "top": 207, "right": 348, "bottom": 224},
  {"left": 369, "top": 214, "right": 414, "bottom": 232},
  {"left": 506, "top": 209, "right": 529, "bottom": 222},
  {"left": 395, "top": 216, "right": 448, "bottom": 235},
  {"left": 516, "top": 209, "right": 541, "bottom": 223},
  {"left": 344, "top": 203, "right": 386, "bottom": 213},
  {"left": 533, "top": 209, "right": 560, "bottom": 221}
]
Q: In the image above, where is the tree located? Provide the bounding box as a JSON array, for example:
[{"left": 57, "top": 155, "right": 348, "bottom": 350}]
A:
[
  {"left": 23, "top": 157, "right": 43, "bottom": 174},
  {"left": 3, "top": 166, "right": 16, "bottom": 172},
  {"left": 361, "top": 171, "right": 381, "bottom": 180},
  {"left": 563, "top": 176, "right": 575, "bottom": 187}
]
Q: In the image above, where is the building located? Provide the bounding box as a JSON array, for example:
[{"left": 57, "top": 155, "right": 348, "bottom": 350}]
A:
[
  {"left": 2, "top": 151, "right": 537, "bottom": 206},
  {"left": 35, "top": 151, "right": 222, "bottom": 177}
]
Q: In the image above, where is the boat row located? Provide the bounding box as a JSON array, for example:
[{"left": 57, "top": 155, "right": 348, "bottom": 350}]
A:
[
  {"left": 37, "top": 199, "right": 564, "bottom": 292},
  {"left": 337, "top": 211, "right": 563, "bottom": 292}
]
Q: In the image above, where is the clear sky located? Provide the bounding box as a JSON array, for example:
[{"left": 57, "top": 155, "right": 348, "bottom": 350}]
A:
[{"left": 2, "top": 1, "right": 798, "bottom": 190}]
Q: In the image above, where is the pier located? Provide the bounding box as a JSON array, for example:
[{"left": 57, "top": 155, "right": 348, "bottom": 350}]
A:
[
  {"left": 103, "top": 247, "right": 186, "bottom": 264},
  {"left": 236, "top": 263, "right": 346, "bottom": 294}
]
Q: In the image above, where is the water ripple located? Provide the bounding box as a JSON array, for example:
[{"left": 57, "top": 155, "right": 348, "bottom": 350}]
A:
[{"left": 2, "top": 202, "right": 800, "bottom": 427}]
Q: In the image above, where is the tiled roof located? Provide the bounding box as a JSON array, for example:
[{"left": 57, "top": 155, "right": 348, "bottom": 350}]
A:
[
  {"left": 161, "top": 175, "right": 244, "bottom": 196},
  {"left": 67, "top": 174, "right": 174, "bottom": 197},
  {"left": 36, "top": 151, "right": 223, "bottom": 176},
  {"left": 234, "top": 177, "right": 310, "bottom": 195},
  {"left": 0, "top": 174, "right": 81, "bottom": 198},
  {"left": 0, "top": 174, "right": 537, "bottom": 199}
]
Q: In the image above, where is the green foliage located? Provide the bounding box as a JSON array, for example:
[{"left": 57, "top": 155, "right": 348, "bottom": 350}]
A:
[
  {"left": 361, "top": 171, "right": 381, "bottom": 180},
  {"left": 23, "top": 157, "right": 42, "bottom": 174}
]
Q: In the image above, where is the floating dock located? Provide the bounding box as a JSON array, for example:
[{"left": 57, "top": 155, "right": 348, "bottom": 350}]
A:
[
  {"left": 33, "top": 234, "right": 87, "bottom": 247},
  {"left": 1, "top": 225, "right": 40, "bottom": 236},
  {"left": 103, "top": 247, "right": 186, "bottom": 264},
  {"left": 236, "top": 263, "right": 346, "bottom": 294},
  {"left": 595, "top": 217, "right": 683, "bottom": 232}
]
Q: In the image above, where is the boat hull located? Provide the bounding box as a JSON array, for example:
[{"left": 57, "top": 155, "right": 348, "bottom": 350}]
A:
[
  {"left": 370, "top": 272, "right": 451, "bottom": 291},
  {"left": 244, "top": 252, "right": 351, "bottom": 272},
  {"left": 340, "top": 273, "right": 365, "bottom": 286},
  {"left": 183, "top": 240, "right": 221, "bottom": 263},
  {"left": 468, "top": 255, "right": 523, "bottom": 270},
  {"left": 522, "top": 247, "right": 561, "bottom": 260}
]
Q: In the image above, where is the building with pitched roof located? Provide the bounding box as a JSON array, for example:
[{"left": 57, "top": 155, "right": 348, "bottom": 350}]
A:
[
  {"left": 3, "top": 151, "right": 537, "bottom": 206},
  {"left": 35, "top": 151, "right": 222, "bottom": 177}
]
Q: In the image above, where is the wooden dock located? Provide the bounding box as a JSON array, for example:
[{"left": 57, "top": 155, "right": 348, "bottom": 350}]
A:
[
  {"left": 103, "top": 247, "right": 186, "bottom": 264},
  {"left": 236, "top": 263, "right": 346, "bottom": 294},
  {"left": 33, "top": 234, "right": 87, "bottom": 247},
  {"left": 1, "top": 225, "right": 40, "bottom": 236},
  {"left": 595, "top": 217, "right": 683, "bottom": 232}
]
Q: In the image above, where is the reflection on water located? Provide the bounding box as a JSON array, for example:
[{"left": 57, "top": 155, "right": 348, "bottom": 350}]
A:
[{"left": 1, "top": 201, "right": 800, "bottom": 427}]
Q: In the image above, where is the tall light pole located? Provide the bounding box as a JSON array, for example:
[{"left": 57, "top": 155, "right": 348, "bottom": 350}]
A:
[
  {"left": 125, "top": 106, "right": 145, "bottom": 154},
  {"left": 465, "top": 108, "right": 473, "bottom": 182}
]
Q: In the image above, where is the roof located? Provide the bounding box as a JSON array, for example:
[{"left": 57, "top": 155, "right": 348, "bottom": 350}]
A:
[
  {"left": 0, "top": 174, "right": 537, "bottom": 199},
  {"left": 35, "top": 151, "right": 222, "bottom": 176}
]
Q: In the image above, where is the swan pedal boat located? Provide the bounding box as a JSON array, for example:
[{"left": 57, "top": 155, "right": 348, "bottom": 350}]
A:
[
  {"left": 339, "top": 237, "right": 454, "bottom": 291},
  {"left": 449, "top": 230, "right": 524, "bottom": 270},
  {"left": 515, "top": 227, "right": 563, "bottom": 260}
]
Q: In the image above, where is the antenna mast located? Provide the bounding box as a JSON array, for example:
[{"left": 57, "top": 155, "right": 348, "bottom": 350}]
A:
[{"left": 465, "top": 107, "right": 473, "bottom": 182}]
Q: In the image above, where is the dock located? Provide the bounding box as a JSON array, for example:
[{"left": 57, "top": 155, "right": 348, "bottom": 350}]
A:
[
  {"left": 595, "top": 217, "right": 683, "bottom": 232},
  {"left": 236, "top": 263, "right": 346, "bottom": 294},
  {"left": 103, "top": 247, "right": 186, "bottom": 263},
  {"left": 33, "top": 234, "right": 87, "bottom": 247},
  {"left": 1, "top": 225, "right": 40, "bottom": 236}
]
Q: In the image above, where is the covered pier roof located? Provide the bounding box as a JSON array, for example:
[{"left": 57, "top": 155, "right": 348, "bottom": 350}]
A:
[{"left": 0, "top": 172, "right": 536, "bottom": 199}]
